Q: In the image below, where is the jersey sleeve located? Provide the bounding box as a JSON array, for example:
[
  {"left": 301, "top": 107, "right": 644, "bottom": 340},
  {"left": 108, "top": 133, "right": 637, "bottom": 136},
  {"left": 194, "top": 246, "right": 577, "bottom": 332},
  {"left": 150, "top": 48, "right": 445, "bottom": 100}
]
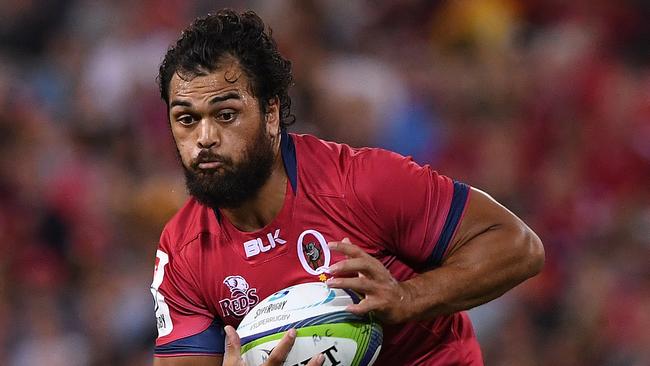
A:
[
  {"left": 151, "top": 230, "right": 225, "bottom": 357},
  {"left": 345, "top": 149, "right": 470, "bottom": 268}
]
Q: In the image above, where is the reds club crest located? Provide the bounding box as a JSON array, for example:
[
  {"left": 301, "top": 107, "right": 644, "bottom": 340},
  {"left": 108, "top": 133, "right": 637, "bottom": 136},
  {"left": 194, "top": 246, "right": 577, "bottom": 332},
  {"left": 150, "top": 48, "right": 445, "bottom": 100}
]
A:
[
  {"left": 219, "top": 275, "right": 259, "bottom": 318},
  {"left": 297, "top": 229, "right": 331, "bottom": 276},
  {"left": 303, "top": 242, "right": 325, "bottom": 270}
]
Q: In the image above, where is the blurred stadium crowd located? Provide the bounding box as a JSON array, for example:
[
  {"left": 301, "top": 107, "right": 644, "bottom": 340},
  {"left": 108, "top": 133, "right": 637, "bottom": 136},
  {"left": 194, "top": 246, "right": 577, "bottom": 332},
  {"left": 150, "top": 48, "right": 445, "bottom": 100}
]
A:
[{"left": 0, "top": 0, "right": 649, "bottom": 365}]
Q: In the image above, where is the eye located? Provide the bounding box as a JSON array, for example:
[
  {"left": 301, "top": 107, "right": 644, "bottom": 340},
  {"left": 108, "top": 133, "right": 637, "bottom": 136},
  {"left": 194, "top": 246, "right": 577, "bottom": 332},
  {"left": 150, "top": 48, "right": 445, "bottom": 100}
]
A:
[
  {"left": 217, "top": 110, "right": 237, "bottom": 122},
  {"left": 176, "top": 115, "right": 196, "bottom": 126}
]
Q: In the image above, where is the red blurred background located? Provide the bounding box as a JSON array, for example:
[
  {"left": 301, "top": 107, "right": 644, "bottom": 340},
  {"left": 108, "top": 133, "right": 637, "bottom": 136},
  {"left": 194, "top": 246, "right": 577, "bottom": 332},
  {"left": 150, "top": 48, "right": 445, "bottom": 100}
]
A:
[{"left": 0, "top": 1, "right": 648, "bottom": 365}]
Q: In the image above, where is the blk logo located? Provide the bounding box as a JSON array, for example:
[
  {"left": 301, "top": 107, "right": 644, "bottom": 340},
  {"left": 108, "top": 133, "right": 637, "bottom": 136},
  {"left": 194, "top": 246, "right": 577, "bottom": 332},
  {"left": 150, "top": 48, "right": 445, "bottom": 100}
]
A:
[{"left": 243, "top": 229, "right": 286, "bottom": 258}]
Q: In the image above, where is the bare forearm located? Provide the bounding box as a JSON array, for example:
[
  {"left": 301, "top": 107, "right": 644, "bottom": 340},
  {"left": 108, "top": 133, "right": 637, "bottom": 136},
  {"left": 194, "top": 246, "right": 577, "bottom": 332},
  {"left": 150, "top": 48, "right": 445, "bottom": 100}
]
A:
[{"left": 400, "top": 223, "right": 544, "bottom": 320}]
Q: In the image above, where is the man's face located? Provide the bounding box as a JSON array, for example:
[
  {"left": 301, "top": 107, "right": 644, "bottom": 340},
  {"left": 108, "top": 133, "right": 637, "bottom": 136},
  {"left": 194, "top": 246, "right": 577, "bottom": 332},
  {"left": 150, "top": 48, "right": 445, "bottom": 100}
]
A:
[{"left": 167, "top": 61, "right": 279, "bottom": 209}]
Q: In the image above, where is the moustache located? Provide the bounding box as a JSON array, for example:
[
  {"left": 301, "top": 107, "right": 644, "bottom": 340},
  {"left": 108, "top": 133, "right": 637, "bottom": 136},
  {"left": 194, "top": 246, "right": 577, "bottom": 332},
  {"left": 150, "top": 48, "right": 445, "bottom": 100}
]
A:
[{"left": 190, "top": 150, "right": 231, "bottom": 170}]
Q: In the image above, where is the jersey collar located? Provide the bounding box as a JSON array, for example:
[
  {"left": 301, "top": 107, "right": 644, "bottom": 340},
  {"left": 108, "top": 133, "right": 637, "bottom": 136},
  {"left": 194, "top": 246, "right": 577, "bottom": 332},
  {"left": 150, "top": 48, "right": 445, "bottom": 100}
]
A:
[{"left": 280, "top": 128, "right": 298, "bottom": 195}]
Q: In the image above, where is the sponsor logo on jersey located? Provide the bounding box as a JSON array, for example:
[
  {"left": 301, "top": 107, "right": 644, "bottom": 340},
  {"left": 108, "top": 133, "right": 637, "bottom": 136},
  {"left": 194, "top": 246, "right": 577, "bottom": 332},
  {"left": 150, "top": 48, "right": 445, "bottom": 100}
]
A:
[
  {"left": 151, "top": 250, "right": 173, "bottom": 337},
  {"left": 297, "top": 229, "right": 331, "bottom": 275},
  {"left": 219, "top": 275, "right": 260, "bottom": 318},
  {"left": 243, "top": 229, "right": 287, "bottom": 258}
]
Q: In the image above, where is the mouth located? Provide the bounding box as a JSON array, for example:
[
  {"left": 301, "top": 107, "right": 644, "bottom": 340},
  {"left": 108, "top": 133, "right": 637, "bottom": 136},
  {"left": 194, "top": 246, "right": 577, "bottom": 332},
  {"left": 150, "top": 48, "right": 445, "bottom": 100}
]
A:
[
  {"left": 197, "top": 161, "right": 223, "bottom": 170},
  {"left": 192, "top": 150, "right": 228, "bottom": 171}
]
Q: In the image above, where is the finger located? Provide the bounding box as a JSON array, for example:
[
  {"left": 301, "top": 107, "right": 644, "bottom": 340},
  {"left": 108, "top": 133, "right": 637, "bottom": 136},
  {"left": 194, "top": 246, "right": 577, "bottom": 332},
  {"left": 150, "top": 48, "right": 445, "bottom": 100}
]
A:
[
  {"left": 328, "top": 257, "right": 379, "bottom": 276},
  {"left": 223, "top": 325, "right": 243, "bottom": 364},
  {"left": 306, "top": 353, "right": 326, "bottom": 366},
  {"left": 328, "top": 240, "right": 367, "bottom": 258},
  {"left": 326, "top": 276, "right": 374, "bottom": 293},
  {"left": 264, "top": 328, "right": 296, "bottom": 365},
  {"left": 346, "top": 299, "right": 376, "bottom": 316}
]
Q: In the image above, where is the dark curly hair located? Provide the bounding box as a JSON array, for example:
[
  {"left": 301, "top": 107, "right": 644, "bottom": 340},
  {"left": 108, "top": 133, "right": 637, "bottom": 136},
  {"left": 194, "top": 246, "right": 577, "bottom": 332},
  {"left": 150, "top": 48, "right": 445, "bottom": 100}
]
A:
[{"left": 157, "top": 9, "right": 295, "bottom": 128}]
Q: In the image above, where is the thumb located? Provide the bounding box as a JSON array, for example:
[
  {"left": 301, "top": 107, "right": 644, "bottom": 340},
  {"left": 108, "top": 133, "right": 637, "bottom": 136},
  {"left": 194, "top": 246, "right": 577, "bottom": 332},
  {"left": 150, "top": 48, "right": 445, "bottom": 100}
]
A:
[{"left": 223, "top": 325, "right": 243, "bottom": 365}]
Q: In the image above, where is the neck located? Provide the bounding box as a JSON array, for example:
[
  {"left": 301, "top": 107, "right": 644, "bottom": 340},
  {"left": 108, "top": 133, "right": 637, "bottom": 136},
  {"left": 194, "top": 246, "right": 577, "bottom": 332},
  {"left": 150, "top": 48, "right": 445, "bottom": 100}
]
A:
[{"left": 221, "top": 152, "right": 287, "bottom": 232}]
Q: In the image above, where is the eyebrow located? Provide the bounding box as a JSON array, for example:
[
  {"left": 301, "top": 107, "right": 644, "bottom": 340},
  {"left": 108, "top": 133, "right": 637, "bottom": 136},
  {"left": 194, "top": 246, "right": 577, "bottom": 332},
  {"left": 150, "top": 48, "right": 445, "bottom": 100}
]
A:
[
  {"left": 170, "top": 92, "right": 242, "bottom": 108},
  {"left": 170, "top": 100, "right": 192, "bottom": 108},
  {"left": 209, "top": 92, "right": 241, "bottom": 104}
]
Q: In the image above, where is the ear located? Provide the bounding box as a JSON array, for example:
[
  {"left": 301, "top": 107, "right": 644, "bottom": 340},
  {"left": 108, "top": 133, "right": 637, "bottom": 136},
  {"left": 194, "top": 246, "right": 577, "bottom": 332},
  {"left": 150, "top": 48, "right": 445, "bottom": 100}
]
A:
[{"left": 264, "top": 97, "right": 281, "bottom": 137}]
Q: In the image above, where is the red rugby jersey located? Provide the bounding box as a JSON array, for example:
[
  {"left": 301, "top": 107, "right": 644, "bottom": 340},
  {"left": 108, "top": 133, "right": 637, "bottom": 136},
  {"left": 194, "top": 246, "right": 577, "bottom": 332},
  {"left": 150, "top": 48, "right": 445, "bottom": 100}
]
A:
[{"left": 151, "top": 132, "right": 483, "bottom": 365}]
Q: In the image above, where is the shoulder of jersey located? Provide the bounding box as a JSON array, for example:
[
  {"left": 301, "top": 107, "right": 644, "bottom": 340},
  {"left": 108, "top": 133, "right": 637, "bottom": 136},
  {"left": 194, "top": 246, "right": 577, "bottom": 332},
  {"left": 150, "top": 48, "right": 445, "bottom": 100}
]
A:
[
  {"left": 160, "top": 198, "right": 216, "bottom": 252},
  {"left": 290, "top": 133, "right": 374, "bottom": 189},
  {"left": 291, "top": 133, "right": 412, "bottom": 188}
]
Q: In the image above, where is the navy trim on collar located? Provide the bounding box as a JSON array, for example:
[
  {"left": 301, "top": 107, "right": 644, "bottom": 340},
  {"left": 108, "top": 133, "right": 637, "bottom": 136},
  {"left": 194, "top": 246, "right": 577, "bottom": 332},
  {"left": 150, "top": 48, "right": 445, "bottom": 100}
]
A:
[{"left": 280, "top": 129, "right": 298, "bottom": 194}]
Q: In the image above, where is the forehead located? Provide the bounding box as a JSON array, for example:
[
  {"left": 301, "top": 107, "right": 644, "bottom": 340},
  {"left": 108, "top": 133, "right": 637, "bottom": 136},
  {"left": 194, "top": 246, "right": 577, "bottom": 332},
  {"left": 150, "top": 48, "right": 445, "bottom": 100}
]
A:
[{"left": 169, "top": 60, "right": 253, "bottom": 100}]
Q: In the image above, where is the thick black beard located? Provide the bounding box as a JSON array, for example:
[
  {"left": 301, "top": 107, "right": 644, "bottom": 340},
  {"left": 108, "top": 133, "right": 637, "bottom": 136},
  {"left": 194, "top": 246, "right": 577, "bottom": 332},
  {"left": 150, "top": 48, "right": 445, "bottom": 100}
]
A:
[{"left": 182, "top": 129, "right": 276, "bottom": 209}]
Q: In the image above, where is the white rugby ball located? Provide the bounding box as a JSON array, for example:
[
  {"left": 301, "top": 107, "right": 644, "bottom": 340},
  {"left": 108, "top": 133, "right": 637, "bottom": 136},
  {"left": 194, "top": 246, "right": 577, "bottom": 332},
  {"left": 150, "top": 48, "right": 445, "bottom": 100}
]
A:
[{"left": 237, "top": 282, "right": 382, "bottom": 366}]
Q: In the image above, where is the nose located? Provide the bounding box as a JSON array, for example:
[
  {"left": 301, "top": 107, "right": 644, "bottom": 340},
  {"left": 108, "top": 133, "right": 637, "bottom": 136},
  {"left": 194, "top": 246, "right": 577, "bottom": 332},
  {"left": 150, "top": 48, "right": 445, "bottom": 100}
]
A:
[{"left": 197, "top": 118, "right": 219, "bottom": 149}]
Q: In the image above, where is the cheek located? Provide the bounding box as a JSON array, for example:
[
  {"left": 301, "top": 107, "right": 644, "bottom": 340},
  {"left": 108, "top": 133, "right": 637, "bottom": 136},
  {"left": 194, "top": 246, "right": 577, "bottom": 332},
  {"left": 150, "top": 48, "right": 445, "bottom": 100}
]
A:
[
  {"left": 171, "top": 130, "right": 195, "bottom": 164},
  {"left": 220, "top": 132, "right": 247, "bottom": 161},
  {"left": 178, "top": 143, "right": 194, "bottom": 165}
]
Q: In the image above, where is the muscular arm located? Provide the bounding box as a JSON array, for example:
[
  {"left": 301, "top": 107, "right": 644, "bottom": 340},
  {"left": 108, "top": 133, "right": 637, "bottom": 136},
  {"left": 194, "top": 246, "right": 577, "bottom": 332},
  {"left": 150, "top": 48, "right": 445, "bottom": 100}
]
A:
[
  {"left": 328, "top": 187, "right": 545, "bottom": 323},
  {"left": 398, "top": 187, "right": 544, "bottom": 319},
  {"left": 153, "top": 355, "right": 222, "bottom": 366}
]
